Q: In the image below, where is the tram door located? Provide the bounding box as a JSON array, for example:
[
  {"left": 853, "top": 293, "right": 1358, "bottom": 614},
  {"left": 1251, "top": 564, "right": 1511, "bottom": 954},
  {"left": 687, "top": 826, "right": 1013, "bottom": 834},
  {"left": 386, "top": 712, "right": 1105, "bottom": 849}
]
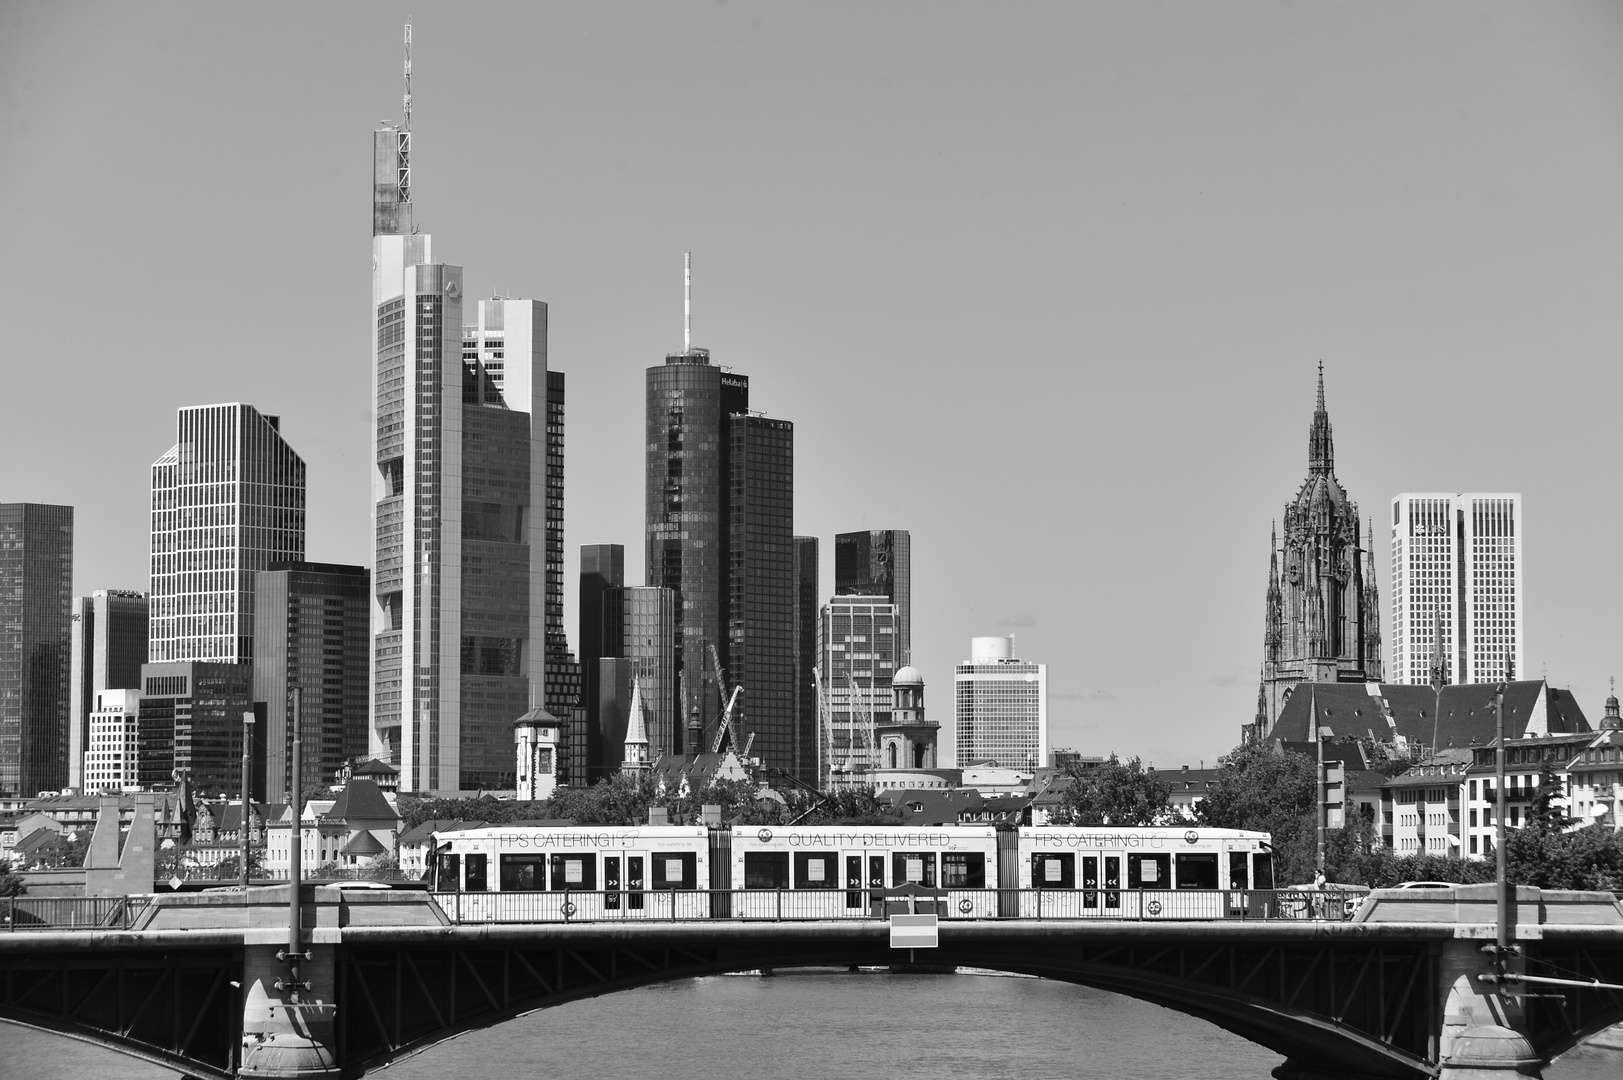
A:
[
  {"left": 846, "top": 855, "right": 864, "bottom": 910},
  {"left": 1081, "top": 855, "right": 1100, "bottom": 912},
  {"left": 1103, "top": 855, "right": 1121, "bottom": 910},
  {"left": 605, "top": 857, "right": 622, "bottom": 911},
  {"left": 627, "top": 854, "right": 646, "bottom": 910}
]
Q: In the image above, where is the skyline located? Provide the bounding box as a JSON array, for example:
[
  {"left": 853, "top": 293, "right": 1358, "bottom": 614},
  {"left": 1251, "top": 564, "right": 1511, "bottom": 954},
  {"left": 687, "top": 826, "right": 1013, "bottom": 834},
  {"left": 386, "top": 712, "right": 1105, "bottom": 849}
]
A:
[{"left": 4, "top": 4, "right": 1623, "bottom": 770}]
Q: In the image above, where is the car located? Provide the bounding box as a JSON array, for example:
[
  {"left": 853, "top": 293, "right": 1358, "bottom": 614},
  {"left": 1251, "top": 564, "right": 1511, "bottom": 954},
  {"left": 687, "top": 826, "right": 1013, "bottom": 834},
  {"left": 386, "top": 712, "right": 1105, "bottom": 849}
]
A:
[
  {"left": 330, "top": 880, "right": 393, "bottom": 891},
  {"left": 1390, "top": 881, "right": 1456, "bottom": 890},
  {"left": 1280, "top": 882, "right": 1370, "bottom": 919}
]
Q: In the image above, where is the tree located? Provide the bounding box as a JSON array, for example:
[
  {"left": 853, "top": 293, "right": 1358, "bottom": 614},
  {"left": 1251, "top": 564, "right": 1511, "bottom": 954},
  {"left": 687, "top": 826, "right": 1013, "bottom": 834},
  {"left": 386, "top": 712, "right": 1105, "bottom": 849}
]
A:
[
  {"left": 1197, "top": 742, "right": 1318, "bottom": 884},
  {"left": 1054, "top": 755, "right": 1173, "bottom": 826},
  {"left": 0, "top": 858, "right": 24, "bottom": 897}
]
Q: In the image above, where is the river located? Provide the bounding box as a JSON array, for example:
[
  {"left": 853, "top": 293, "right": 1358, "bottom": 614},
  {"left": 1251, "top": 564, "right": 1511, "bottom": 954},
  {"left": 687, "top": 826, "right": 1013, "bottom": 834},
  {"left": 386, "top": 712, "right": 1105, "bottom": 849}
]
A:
[{"left": 3, "top": 969, "right": 1618, "bottom": 1079}]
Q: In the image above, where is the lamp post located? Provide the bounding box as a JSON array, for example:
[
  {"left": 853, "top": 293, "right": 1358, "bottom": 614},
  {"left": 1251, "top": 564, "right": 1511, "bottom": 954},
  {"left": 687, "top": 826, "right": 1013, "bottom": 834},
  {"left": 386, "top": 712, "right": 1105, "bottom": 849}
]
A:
[
  {"left": 1494, "top": 652, "right": 1514, "bottom": 969},
  {"left": 240, "top": 710, "right": 254, "bottom": 890}
]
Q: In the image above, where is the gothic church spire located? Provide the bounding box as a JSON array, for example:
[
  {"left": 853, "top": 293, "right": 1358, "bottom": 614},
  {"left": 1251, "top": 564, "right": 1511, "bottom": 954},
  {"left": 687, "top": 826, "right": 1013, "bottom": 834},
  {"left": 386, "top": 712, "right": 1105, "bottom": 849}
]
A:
[{"left": 1308, "top": 362, "right": 1334, "bottom": 476}]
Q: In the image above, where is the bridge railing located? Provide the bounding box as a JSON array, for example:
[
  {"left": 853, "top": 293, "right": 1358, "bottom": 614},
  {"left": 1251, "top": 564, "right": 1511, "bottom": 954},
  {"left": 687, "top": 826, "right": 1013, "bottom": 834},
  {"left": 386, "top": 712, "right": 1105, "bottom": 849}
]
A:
[
  {"left": 2, "top": 896, "right": 154, "bottom": 932},
  {"left": 427, "top": 888, "right": 1363, "bottom": 924}
]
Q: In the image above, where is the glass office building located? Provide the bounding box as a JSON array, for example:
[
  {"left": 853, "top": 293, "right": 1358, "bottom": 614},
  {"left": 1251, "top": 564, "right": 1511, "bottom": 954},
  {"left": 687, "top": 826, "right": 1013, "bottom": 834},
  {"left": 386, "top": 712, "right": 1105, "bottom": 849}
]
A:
[
  {"left": 954, "top": 635, "right": 1047, "bottom": 771},
  {"left": 818, "top": 597, "right": 898, "bottom": 785},
  {"left": 148, "top": 403, "right": 305, "bottom": 665},
  {"left": 0, "top": 503, "right": 74, "bottom": 796},
  {"left": 835, "top": 529, "right": 911, "bottom": 667},
  {"left": 67, "top": 588, "right": 148, "bottom": 791}
]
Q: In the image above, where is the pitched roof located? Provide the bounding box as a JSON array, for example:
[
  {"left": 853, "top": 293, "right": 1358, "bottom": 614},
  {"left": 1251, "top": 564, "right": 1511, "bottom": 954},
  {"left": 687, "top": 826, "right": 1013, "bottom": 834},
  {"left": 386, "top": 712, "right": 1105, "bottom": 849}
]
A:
[
  {"left": 324, "top": 779, "right": 400, "bottom": 823},
  {"left": 341, "top": 831, "right": 389, "bottom": 856},
  {"left": 1271, "top": 680, "right": 1590, "bottom": 748},
  {"left": 350, "top": 758, "right": 399, "bottom": 777}
]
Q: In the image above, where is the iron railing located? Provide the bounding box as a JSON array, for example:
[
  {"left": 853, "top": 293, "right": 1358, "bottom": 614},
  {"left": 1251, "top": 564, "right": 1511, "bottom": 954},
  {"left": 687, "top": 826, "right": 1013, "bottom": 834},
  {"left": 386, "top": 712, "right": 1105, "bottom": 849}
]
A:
[
  {"left": 2, "top": 895, "right": 153, "bottom": 931},
  {"left": 428, "top": 888, "right": 1366, "bottom": 925}
]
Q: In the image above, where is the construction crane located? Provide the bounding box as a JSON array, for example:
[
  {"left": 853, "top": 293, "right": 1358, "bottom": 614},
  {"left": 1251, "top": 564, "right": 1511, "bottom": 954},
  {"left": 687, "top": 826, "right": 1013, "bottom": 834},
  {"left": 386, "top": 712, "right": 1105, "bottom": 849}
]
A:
[
  {"left": 711, "top": 685, "right": 744, "bottom": 754},
  {"left": 813, "top": 667, "right": 833, "bottom": 788},
  {"left": 847, "top": 670, "right": 877, "bottom": 762}
]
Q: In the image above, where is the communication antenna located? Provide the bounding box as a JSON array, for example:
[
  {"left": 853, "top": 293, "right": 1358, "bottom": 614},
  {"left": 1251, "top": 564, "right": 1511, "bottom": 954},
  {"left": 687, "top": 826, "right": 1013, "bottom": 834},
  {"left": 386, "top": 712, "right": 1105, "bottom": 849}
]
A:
[
  {"left": 398, "top": 19, "right": 413, "bottom": 214},
  {"left": 684, "top": 251, "right": 692, "bottom": 351}
]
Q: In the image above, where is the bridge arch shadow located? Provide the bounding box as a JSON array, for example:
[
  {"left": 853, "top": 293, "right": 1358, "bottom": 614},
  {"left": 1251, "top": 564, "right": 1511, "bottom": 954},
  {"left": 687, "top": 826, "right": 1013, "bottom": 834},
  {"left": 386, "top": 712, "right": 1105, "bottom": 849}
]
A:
[{"left": 344, "top": 932, "right": 1452, "bottom": 1080}]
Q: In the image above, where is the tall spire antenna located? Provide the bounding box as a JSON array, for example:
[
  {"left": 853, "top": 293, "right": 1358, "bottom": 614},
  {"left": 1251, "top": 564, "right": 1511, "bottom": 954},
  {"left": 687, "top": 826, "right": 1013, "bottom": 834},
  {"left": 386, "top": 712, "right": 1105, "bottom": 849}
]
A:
[
  {"left": 398, "top": 19, "right": 413, "bottom": 214},
  {"left": 684, "top": 251, "right": 692, "bottom": 351}
]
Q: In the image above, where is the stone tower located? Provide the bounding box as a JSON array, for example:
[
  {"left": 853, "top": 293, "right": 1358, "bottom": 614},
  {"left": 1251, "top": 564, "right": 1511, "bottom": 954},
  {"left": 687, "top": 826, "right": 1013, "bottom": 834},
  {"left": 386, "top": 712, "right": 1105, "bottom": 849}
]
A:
[{"left": 1255, "top": 368, "right": 1382, "bottom": 739}]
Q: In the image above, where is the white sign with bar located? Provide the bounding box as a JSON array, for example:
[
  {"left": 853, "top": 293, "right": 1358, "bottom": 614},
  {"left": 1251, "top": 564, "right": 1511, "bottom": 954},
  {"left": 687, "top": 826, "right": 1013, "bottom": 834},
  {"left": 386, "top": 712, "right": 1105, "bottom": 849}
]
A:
[{"left": 890, "top": 913, "right": 939, "bottom": 949}]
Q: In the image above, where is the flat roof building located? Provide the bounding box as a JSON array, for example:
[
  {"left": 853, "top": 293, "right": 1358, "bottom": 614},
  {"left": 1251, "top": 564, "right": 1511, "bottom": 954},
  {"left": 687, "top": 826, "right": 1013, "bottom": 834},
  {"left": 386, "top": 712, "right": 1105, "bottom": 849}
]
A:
[
  {"left": 0, "top": 503, "right": 74, "bottom": 797},
  {"left": 67, "top": 590, "right": 148, "bottom": 791},
  {"left": 954, "top": 636, "right": 1047, "bottom": 771}
]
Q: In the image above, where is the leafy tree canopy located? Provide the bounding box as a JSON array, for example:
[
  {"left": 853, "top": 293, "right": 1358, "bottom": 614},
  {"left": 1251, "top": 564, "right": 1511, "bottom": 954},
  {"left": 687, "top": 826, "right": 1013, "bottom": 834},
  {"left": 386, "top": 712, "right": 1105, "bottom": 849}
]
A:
[{"left": 1054, "top": 754, "right": 1173, "bottom": 826}]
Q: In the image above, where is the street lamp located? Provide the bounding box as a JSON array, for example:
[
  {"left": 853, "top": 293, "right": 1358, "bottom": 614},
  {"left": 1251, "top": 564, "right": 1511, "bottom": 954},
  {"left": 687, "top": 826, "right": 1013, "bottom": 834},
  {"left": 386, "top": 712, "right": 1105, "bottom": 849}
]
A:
[{"left": 240, "top": 711, "right": 255, "bottom": 890}]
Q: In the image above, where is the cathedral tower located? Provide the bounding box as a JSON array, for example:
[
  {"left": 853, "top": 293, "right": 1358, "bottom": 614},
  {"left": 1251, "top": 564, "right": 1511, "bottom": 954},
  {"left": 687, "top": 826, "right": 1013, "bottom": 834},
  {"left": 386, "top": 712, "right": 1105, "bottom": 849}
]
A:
[{"left": 1254, "top": 367, "right": 1382, "bottom": 739}]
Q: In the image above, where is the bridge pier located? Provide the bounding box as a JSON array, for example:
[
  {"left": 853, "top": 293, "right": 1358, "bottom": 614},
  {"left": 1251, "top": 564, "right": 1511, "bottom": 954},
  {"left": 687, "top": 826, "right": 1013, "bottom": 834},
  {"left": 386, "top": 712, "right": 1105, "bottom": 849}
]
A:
[{"left": 238, "top": 939, "right": 339, "bottom": 1078}]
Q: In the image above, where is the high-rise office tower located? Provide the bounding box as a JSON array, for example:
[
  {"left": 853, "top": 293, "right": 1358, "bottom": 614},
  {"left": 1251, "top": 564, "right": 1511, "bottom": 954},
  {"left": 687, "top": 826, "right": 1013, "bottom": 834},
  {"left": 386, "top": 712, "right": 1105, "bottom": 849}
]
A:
[
  {"left": 792, "top": 536, "right": 819, "bottom": 785},
  {"left": 0, "top": 503, "right": 73, "bottom": 796},
  {"left": 645, "top": 258, "right": 795, "bottom": 772},
  {"left": 835, "top": 529, "right": 911, "bottom": 666},
  {"left": 67, "top": 589, "right": 148, "bottom": 791},
  {"left": 253, "top": 562, "right": 371, "bottom": 801},
  {"left": 577, "top": 544, "right": 625, "bottom": 783},
  {"left": 541, "top": 370, "right": 584, "bottom": 780},
  {"left": 954, "top": 635, "right": 1047, "bottom": 771},
  {"left": 1390, "top": 493, "right": 1523, "bottom": 686},
  {"left": 818, "top": 595, "right": 898, "bottom": 785},
  {"left": 370, "top": 100, "right": 547, "bottom": 791},
  {"left": 136, "top": 661, "right": 254, "bottom": 794},
  {"left": 1255, "top": 369, "right": 1381, "bottom": 738},
  {"left": 600, "top": 586, "right": 677, "bottom": 765},
  {"left": 148, "top": 403, "right": 305, "bottom": 665}
]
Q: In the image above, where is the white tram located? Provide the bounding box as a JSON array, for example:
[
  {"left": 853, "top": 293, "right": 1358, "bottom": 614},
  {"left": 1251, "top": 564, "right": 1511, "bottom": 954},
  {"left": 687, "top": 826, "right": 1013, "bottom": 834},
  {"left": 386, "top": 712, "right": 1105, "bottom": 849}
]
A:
[
  {"left": 1018, "top": 827, "right": 1274, "bottom": 918},
  {"left": 432, "top": 825, "right": 711, "bottom": 921},
  {"left": 729, "top": 825, "right": 1000, "bottom": 918}
]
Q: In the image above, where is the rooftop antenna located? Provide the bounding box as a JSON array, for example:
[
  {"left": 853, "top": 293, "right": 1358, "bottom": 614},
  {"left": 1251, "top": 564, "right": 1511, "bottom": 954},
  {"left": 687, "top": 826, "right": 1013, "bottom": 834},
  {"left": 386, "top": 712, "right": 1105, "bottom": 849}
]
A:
[
  {"left": 684, "top": 251, "right": 692, "bottom": 351},
  {"left": 399, "top": 19, "right": 414, "bottom": 229}
]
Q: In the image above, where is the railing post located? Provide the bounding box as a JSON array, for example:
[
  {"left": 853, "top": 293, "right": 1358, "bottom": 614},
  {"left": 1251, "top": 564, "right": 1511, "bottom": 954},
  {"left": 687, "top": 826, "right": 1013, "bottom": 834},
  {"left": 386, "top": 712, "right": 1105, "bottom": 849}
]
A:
[{"left": 776, "top": 888, "right": 782, "bottom": 922}]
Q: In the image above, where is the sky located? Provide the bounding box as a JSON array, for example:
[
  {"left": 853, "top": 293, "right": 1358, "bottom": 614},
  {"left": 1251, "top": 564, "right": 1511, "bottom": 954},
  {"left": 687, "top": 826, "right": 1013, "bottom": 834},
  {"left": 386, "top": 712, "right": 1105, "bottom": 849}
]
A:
[{"left": 3, "top": 1, "right": 1621, "bottom": 771}]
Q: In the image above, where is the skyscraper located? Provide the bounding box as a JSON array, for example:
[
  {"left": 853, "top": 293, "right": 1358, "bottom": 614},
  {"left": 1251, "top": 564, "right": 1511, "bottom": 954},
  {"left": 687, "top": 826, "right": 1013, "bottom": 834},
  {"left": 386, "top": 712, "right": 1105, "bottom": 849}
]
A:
[
  {"left": 954, "top": 635, "right": 1047, "bottom": 771},
  {"left": 253, "top": 562, "right": 371, "bottom": 801},
  {"left": 792, "top": 536, "right": 819, "bottom": 785},
  {"left": 1390, "top": 493, "right": 1523, "bottom": 686},
  {"left": 578, "top": 543, "right": 625, "bottom": 782},
  {"left": 0, "top": 503, "right": 73, "bottom": 796},
  {"left": 645, "top": 261, "right": 796, "bottom": 772},
  {"left": 67, "top": 589, "right": 148, "bottom": 791},
  {"left": 600, "top": 591, "right": 675, "bottom": 766},
  {"left": 818, "top": 595, "right": 898, "bottom": 786},
  {"left": 541, "top": 370, "right": 584, "bottom": 780},
  {"left": 370, "top": 107, "right": 547, "bottom": 792},
  {"left": 835, "top": 529, "right": 911, "bottom": 666},
  {"left": 148, "top": 404, "right": 305, "bottom": 665},
  {"left": 136, "top": 661, "right": 254, "bottom": 795},
  {"left": 1256, "top": 368, "right": 1381, "bottom": 738}
]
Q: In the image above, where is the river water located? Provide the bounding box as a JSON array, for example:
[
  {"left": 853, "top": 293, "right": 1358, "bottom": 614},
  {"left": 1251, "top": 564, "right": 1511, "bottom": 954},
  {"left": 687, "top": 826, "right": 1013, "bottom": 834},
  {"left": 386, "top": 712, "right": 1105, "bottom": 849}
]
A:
[{"left": 4, "top": 969, "right": 1618, "bottom": 1079}]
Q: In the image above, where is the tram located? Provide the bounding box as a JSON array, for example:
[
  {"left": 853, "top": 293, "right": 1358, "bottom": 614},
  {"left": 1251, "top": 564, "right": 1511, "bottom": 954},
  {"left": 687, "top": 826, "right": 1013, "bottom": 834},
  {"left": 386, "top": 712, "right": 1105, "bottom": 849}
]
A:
[
  {"left": 729, "top": 824, "right": 1000, "bottom": 918},
  {"left": 1019, "top": 827, "right": 1274, "bottom": 918},
  {"left": 428, "top": 822, "right": 1274, "bottom": 923},
  {"left": 432, "top": 824, "right": 711, "bottom": 921}
]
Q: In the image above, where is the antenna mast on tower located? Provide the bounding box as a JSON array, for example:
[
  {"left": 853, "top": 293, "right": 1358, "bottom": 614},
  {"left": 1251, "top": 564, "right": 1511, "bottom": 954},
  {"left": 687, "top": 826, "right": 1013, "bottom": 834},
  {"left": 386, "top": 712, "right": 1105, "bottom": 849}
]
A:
[
  {"left": 398, "top": 19, "right": 413, "bottom": 222},
  {"left": 684, "top": 251, "right": 692, "bottom": 351}
]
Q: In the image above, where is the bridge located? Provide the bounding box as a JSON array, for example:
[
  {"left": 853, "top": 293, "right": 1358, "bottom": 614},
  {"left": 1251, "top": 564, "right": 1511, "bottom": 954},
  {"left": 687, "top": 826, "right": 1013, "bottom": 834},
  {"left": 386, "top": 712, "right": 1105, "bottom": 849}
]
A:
[{"left": 1, "top": 885, "right": 1620, "bottom": 1080}]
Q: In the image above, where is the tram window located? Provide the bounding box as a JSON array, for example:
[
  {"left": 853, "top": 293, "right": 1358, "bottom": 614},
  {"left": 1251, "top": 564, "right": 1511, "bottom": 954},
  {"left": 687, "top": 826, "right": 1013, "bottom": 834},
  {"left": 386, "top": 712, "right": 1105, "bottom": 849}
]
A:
[
  {"left": 653, "top": 852, "right": 697, "bottom": 890},
  {"left": 1032, "top": 853, "right": 1074, "bottom": 889},
  {"left": 794, "top": 852, "right": 838, "bottom": 889},
  {"left": 744, "top": 852, "right": 789, "bottom": 889},
  {"left": 1253, "top": 852, "right": 1275, "bottom": 891},
  {"left": 1174, "top": 853, "right": 1218, "bottom": 889},
  {"left": 893, "top": 852, "right": 936, "bottom": 887},
  {"left": 550, "top": 854, "right": 597, "bottom": 891},
  {"left": 1128, "top": 853, "right": 1170, "bottom": 889},
  {"left": 942, "top": 852, "right": 985, "bottom": 888},
  {"left": 436, "top": 852, "right": 461, "bottom": 892},
  {"left": 1228, "top": 851, "right": 1249, "bottom": 890},
  {"left": 500, "top": 854, "right": 546, "bottom": 891},
  {"left": 465, "top": 853, "right": 489, "bottom": 893}
]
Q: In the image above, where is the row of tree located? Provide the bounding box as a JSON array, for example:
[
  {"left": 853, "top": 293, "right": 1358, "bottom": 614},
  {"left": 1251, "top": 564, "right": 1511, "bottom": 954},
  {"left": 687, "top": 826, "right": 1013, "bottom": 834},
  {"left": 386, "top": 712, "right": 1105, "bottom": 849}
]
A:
[
  {"left": 1054, "top": 743, "right": 1623, "bottom": 890},
  {"left": 398, "top": 772, "right": 904, "bottom": 833}
]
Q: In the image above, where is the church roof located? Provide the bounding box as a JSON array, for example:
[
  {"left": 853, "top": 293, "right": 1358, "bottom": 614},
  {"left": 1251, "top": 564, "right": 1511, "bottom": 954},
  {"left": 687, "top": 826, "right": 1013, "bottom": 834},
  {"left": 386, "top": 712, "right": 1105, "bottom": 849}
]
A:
[
  {"left": 1271, "top": 680, "right": 1590, "bottom": 748},
  {"left": 341, "top": 831, "right": 389, "bottom": 856}
]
